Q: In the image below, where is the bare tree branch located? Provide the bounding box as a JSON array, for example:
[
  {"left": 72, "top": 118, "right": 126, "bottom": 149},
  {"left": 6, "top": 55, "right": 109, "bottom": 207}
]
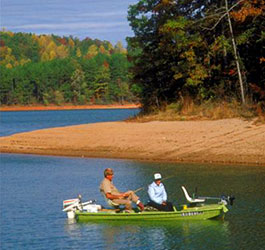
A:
[
  {"left": 201, "top": 0, "right": 245, "bottom": 30},
  {"left": 225, "top": 0, "right": 245, "bottom": 104}
]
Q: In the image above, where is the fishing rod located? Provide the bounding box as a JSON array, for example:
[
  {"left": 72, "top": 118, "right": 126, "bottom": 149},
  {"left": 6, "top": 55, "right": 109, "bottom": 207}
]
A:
[{"left": 134, "top": 175, "right": 175, "bottom": 193}]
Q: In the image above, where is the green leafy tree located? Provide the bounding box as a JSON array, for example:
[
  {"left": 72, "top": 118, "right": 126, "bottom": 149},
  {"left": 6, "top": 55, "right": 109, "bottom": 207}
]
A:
[
  {"left": 70, "top": 68, "right": 86, "bottom": 104},
  {"left": 94, "top": 62, "right": 111, "bottom": 102},
  {"left": 0, "top": 31, "right": 136, "bottom": 105}
]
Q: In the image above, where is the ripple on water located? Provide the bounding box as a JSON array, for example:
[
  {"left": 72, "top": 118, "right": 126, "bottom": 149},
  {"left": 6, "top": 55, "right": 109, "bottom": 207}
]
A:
[{"left": 1, "top": 153, "right": 265, "bottom": 250}]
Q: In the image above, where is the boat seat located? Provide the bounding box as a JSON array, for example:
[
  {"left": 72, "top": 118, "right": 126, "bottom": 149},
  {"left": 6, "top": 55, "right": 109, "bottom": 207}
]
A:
[
  {"left": 181, "top": 186, "right": 205, "bottom": 203},
  {"left": 101, "top": 191, "right": 120, "bottom": 209}
]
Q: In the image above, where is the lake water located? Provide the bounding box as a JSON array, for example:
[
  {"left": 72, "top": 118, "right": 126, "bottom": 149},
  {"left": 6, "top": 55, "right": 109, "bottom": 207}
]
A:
[
  {"left": 0, "top": 110, "right": 265, "bottom": 250},
  {"left": 0, "top": 109, "right": 139, "bottom": 136}
]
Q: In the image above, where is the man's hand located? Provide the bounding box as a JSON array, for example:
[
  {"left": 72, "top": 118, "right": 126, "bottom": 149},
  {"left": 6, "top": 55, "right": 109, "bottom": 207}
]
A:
[
  {"left": 162, "top": 201, "right": 167, "bottom": 205},
  {"left": 106, "top": 192, "right": 130, "bottom": 200},
  {"left": 121, "top": 192, "right": 129, "bottom": 198}
]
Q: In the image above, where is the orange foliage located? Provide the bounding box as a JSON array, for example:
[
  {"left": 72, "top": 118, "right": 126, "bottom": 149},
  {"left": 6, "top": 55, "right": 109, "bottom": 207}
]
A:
[
  {"left": 260, "top": 57, "right": 265, "bottom": 63},
  {"left": 231, "top": 0, "right": 264, "bottom": 22},
  {"left": 99, "top": 45, "right": 110, "bottom": 55},
  {"left": 99, "top": 45, "right": 106, "bottom": 54},
  {"left": 0, "top": 40, "right": 5, "bottom": 47},
  {"left": 85, "top": 44, "right": 98, "bottom": 59},
  {"left": 228, "top": 69, "right": 236, "bottom": 76},
  {"left": 153, "top": 0, "right": 174, "bottom": 12},
  {"left": 36, "top": 35, "right": 69, "bottom": 61},
  {"left": 56, "top": 45, "right": 68, "bottom": 58},
  {"left": 57, "top": 38, "right": 67, "bottom": 45},
  {"left": 250, "top": 83, "right": 265, "bottom": 98},
  {"left": 103, "top": 60, "right": 109, "bottom": 68}
]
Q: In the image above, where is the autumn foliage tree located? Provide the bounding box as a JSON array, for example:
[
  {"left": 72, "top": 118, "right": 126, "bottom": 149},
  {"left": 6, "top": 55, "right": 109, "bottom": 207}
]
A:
[
  {"left": 127, "top": 0, "right": 264, "bottom": 112},
  {"left": 230, "top": 0, "right": 265, "bottom": 109}
]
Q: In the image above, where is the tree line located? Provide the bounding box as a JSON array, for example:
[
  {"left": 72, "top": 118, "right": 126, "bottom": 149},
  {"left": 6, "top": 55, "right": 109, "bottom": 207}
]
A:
[
  {"left": 0, "top": 31, "right": 140, "bottom": 105},
  {"left": 127, "top": 0, "right": 264, "bottom": 113}
]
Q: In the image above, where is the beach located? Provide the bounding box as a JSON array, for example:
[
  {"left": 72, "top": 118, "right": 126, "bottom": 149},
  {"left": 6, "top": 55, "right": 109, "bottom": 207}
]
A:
[{"left": 0, "top": 118, "right": 264, "bottom": 166}]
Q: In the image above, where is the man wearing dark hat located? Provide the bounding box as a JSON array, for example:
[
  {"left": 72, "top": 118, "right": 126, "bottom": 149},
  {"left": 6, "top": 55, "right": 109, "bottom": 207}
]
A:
[
  {"left": 100, "top": 168, "right": 144, "bottom": 212},
  {"left": 147, "top": 173, "right": 174, "bottom": 211}
]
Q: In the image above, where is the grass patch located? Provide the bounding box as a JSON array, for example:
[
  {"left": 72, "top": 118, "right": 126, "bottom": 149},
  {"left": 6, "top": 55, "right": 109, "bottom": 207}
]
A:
[{"left": 128, "top": 99, "right": 264, "bottom": 123}]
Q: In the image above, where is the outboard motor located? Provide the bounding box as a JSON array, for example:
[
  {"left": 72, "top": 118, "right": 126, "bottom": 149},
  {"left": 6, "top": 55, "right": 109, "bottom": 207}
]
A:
[
  {"left": 63, "top": 195, "right": 102, "bottom": 219},
  {"left": 63, "top": 198, "right": 81, "bottom": 219}
]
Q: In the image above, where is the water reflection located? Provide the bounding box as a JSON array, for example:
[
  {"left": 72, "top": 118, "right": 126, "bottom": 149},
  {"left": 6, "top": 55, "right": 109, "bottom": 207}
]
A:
[
  {"left": 65, "top": 219, "right": 231, "bottom": 249},
  {"left": 64, "top": 219, "right": 79, "bottom": 236}
]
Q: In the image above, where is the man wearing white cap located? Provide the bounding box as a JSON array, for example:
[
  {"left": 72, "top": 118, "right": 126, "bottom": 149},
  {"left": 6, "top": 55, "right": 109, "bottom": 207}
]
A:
[{"left": 147, "top": 173, "right": 174, "bottom": 211}]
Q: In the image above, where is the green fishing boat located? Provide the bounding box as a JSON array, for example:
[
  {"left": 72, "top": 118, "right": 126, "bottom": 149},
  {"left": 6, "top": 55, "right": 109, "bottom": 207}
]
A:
[
  {"left": 63, "top": 186, "right": 234, "bottom": 222},
  {"left": 75, "top": 203, "right": 228, "bottom": 222}
]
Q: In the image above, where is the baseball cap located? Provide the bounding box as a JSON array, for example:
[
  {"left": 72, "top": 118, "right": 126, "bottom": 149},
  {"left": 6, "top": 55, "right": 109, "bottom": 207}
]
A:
[{"left": 154, "top": 173, "right": 162, "bottom": 180}]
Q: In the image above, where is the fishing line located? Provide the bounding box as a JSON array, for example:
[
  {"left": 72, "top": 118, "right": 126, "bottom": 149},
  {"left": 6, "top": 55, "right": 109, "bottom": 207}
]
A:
[{"left": 134, "top": 175, "right": 175, "bottom": 193}]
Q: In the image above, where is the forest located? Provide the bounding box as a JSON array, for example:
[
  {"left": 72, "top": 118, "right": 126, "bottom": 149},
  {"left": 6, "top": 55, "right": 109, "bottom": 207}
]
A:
[
  {"left": 0, "top": 31, "right": 140, "bottom": 105},
  {"left": 127, "top": 0, "right": 264, "bottom": 114},
  {"left": 0, "top": 0, "right": 264, "bottom": 116}
]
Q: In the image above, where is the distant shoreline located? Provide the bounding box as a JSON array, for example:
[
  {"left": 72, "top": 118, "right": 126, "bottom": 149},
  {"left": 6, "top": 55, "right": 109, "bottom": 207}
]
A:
[{"left": 0, "top": 104, "right": 141, "bottom": 112}]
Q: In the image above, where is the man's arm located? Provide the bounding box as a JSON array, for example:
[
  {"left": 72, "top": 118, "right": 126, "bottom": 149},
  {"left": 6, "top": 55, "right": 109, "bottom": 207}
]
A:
[
  {"left": 148, "top": 185, "right": 155, "bottom": 201},
  {"left": 162, "top": 184, "right": 167, "bottom": 203},
  {"left": 106, "top": 192, "right": 128, "bottom": 200},
  {"left": 101, "top": 179, "right": 128, "bottom": 200}
]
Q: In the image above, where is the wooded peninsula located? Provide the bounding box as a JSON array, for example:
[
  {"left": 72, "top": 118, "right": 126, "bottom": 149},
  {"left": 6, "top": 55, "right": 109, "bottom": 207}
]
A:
[{"left": 0, "top": 0, "right": 264, "bottom": 166}]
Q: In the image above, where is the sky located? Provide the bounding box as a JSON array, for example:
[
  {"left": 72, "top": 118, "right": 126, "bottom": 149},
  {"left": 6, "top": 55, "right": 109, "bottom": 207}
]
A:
[{"left": 1, "top": 0, "right": 138, "bottom": 46}]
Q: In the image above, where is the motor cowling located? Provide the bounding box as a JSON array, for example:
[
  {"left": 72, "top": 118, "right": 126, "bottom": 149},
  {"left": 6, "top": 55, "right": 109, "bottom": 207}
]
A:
[{"left": 221, "top": 195, "right": 235, "bottom": 206}]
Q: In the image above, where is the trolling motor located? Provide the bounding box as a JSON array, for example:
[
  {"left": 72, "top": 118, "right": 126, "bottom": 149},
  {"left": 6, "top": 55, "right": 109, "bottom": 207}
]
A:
[
  {"left": 194, "top": 187, "right": 235, "bottom": 206},
  {"left": 182, "top": 186, "right": 235, "bottom": 206},
  {"left": 220, "top": 195, "right": 235, "bottom": 206}
]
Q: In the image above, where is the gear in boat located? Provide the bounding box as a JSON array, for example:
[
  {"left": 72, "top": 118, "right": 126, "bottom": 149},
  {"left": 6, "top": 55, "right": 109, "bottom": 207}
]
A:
[{"left": 62, "top": 186, "right": 235, "bottom": 221}]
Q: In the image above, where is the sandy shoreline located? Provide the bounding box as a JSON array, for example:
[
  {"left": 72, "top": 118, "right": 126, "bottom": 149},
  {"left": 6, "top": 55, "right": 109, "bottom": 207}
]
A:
[
  {"left": 0, "top": 104, "right": 140, "bottom": 111},
  {"left": 0, "top": 118, "right": 264, "bottom": 166}
]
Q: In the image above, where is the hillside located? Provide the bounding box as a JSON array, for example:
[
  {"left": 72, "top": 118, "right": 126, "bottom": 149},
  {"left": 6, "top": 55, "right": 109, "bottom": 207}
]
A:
[{"left": 0, "top": 31, "right": 140, "bottom": 106}]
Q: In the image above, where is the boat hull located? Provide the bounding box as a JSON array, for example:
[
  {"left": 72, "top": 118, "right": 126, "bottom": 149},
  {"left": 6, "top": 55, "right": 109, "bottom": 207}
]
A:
[{"left": 75, "top": 204, "right": 228, "bottom": 222}]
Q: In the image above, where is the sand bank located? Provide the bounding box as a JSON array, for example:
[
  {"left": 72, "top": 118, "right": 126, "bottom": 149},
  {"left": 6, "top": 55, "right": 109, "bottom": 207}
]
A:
[
  {"left": 0, "top": 104, "right": 140, "bottom": 112},
  {"left": 0, "top": 119, "right": 264, "bottom": 166}
]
